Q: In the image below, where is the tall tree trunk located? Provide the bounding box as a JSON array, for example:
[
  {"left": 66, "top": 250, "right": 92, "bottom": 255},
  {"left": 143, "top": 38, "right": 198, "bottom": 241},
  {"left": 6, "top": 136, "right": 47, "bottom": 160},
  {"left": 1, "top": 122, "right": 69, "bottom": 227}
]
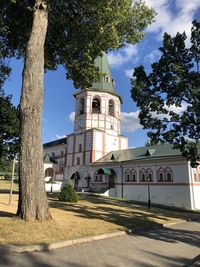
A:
[{"left": 17, "top": 0, "right": 51, "bottom": 221}]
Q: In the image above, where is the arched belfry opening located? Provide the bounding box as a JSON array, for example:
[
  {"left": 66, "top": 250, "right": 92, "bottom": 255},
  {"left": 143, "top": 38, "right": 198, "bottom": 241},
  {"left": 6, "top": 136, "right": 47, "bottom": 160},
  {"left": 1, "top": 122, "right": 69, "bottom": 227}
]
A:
[
  {"left": 109, "top": 99, "right": 114, "bottom": 116},
  {"left": 92, "top": 97, "right": 101, "bottom": 113}
]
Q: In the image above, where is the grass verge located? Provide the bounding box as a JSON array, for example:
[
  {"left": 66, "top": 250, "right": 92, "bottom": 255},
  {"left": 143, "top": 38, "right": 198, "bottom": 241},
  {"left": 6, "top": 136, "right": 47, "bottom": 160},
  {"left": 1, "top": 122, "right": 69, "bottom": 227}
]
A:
[{"left": 0, "top": 181, "right": 199, "bottom": 246}]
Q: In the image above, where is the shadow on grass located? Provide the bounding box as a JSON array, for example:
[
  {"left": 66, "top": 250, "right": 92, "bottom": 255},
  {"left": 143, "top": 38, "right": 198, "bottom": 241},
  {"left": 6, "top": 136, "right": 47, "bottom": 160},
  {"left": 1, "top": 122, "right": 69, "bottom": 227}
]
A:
[
  {"left": 48, "top": 194, "right": 200, "bottom": 252},
  {"left": 0, "top": 189, "right": 18, "bottom": 194},
  {"left": 0, "top": 210, "right": 15, "bottom": 218},
  {"left": 48, "top": 193, "right": 200, "bottom": 232}
]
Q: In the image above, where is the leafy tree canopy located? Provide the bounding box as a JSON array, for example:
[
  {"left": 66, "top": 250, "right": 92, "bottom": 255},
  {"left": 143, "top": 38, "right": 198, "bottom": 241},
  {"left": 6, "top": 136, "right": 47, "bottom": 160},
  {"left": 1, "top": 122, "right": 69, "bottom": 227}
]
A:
[
  {"left": 131, "top": 20, "right": 200, "bottom": 167},
  {"left": 0, "top": 88, "right": 19, "bottom": 161},
  {"left": 0, "top": 0, "right": 155, "bottom": 221},
  {"left": 0, "top": 0, "right": 155, "bottom": 89}
]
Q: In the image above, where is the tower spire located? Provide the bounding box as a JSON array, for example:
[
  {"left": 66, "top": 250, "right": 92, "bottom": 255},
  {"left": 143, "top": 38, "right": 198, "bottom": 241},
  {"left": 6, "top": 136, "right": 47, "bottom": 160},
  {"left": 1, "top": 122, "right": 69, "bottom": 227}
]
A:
[{"left": 92, "top": 52, "right": 116, "bottom": 94}]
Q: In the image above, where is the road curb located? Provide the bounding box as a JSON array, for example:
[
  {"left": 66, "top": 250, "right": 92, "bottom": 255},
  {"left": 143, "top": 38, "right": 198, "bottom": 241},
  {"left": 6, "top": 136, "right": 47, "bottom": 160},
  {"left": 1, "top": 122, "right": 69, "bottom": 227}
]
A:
[
  {"left": 163, "top": 219, "right": 187, "bottom": 227},
  {"left": 0, "top": 231, "right": 126, "bottom": 253},
  {"left": 0, "top": 218, "right": 195, "bottom": 253}
]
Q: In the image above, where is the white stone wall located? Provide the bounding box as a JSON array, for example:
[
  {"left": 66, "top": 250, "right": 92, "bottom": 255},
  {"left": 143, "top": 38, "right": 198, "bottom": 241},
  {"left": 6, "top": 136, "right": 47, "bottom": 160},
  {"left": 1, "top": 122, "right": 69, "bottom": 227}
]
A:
[
  {"left": 90, "top": 158, "right": 197, "bottom": 210},
  {"left": 44, "top": 145, "right": 65, "bottom": 160},
  {"left": 122, "top": 159, "right": 189, "bottom": 183},
  {"left": 43, "top": 144, "right": 66, "bottom": 180},
  {"left": 192, "top": 185, "right": 200, "bottom": 210},
  {"left": 65, "top": 165, "right": 92, "bottom": 188},
  {"left": 120, "top": 159, "right": 193, "bottom": 209},
  {"left": 66, "top": 135, "right": 74, "bottom": 167},
  {"left": 120, "top": 136, "right": 128, "bottom": 150},
  {"left": 114, "top": 184, "right": 192, "bottom": 209},
  {"left": 189, "top": 164, "right": 200, "bottom": 210},
  {"left": 44, "top": 163, "right": 53, "bottom": 172}
]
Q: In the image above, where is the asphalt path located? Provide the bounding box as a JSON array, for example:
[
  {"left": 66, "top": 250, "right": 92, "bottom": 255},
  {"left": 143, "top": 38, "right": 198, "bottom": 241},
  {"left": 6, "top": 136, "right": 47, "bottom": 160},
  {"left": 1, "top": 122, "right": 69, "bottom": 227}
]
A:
[{"left": 1, "top": 220, "right": 200, "bottom": 267}]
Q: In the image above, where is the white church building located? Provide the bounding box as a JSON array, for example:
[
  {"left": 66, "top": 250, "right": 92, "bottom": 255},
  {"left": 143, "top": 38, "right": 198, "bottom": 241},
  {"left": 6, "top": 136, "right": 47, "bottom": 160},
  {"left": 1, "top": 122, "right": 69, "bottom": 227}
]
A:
[{"left": 43, "top": 53, "right": 200, "bottom": 211}]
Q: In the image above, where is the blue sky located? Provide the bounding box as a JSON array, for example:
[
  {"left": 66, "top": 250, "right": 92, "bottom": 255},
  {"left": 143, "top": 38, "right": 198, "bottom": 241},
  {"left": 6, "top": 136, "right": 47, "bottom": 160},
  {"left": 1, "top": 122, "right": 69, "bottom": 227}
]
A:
[{"left": 3, "top": 0, "right": 200, "bottom": 148}]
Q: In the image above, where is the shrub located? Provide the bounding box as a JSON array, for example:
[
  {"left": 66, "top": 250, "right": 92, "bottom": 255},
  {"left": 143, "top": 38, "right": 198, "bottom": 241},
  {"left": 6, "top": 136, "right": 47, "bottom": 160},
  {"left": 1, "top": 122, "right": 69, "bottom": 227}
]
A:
[
  {"left": 58, "top": 184, "right": 79, "bottom": 203},
  {"left": 47, "top": 177, "right": 56, "bottom": 184},
  {"left": 5, "top": 173, "right": 11, "bottom": 180}
]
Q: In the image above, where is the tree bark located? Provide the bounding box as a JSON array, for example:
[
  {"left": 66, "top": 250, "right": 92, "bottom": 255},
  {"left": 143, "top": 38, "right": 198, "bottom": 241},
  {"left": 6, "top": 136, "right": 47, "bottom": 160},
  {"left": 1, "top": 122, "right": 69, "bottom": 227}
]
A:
[{"left": 17, "top": 0, "right": 51, "bottom": 221}]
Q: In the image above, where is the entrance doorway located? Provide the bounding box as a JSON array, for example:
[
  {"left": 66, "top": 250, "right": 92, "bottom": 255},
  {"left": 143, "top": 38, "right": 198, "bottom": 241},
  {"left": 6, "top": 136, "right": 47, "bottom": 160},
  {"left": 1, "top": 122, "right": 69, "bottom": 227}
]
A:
[{"left": 108, "top": 174, "right": 115, "bottom": 188}]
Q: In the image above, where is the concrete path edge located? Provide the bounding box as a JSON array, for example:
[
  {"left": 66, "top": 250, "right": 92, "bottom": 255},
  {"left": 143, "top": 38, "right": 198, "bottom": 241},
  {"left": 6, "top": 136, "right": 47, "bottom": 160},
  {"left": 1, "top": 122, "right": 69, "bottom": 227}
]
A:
[{"left": 0, "top": 231, "right": 127, "bottom": 253}]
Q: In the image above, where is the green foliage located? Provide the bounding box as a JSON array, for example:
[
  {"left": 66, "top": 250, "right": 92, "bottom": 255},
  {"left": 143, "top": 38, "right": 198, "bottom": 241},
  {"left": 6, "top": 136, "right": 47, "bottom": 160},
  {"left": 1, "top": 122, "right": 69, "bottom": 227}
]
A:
[
  {"left": 0, "top": 88, "right": 19, "bottom": 161},
  {"left": 47, "top": 177, "right": 56, "bottom": 184},
  {"left": 59, "top": 184, "right": 79, "bottom": 203},
  {"left": 0, "top": 0, "right": 155, "bottom": 89},
  {"left": 131, "top": 20, "right": 200, "bottom": 166},
  {"left": 0, "top": 0, "right": 155, "bottom": 219},
  {"left": 4, "top": 173, "right": 12, "bottom": 180}
]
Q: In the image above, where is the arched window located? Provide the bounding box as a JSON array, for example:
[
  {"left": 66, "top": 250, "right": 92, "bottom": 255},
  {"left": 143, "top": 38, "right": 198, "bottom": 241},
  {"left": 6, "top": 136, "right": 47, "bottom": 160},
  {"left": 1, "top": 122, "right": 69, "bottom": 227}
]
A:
[
  {"left": 125, "top": 169, "right": 131, "bottom": 182},
  {"left": 130, "top": 169, "right": 137, "bottom": 182},
  {"left": 92, "top": 97, "right": 101, "bottom": 113},
  {"left": 165, "top": 167, "right": 173, "bottom": 182},
  {"left": 45, "top": 168, "right": 54, "bottom": 177},
  {"left": 109, "top": 99, "right": 114, "bottom": 116},
  {"left": 93, "top": 170, "right": 102, "bottom": 182},
  {"left": 79, "top": 97, "right": 85, "bottom": 114},
  {"left": 140, "top": 168, "right": 146, "bottom": 182},
  {"left": 146, "top": 168, "right": 153, "bottom": 182},
  {"left": 157, "top": 167, "right": 164, "bottom": 182}
]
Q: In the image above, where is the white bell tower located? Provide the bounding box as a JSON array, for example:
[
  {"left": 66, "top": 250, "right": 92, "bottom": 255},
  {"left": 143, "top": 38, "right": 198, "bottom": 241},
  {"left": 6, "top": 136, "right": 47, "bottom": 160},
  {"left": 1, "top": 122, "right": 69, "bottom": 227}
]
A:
[{"left": 66, "top": 52, "right": 128, "bottom": 168}]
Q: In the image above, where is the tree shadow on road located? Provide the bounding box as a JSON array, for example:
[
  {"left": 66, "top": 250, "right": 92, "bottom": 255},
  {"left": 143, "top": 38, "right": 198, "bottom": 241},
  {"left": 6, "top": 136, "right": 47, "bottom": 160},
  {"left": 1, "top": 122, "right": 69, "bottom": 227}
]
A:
[{"left": 132, "top": 223, "right": 200, "bottom": 247}]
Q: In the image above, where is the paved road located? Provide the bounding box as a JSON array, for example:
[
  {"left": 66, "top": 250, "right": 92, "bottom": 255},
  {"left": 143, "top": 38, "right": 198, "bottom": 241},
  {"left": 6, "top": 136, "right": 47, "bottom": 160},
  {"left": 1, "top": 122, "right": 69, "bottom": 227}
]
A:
[{"left": 1, "top": 220, "right": 200, "bottom": 267}]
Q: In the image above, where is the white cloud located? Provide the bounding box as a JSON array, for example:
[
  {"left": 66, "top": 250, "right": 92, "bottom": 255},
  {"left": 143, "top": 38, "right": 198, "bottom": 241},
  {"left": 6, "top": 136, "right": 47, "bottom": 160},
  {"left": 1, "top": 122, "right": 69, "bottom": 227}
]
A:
[
  {"left": 145, "top": 0, "right": 200, "bottom": 41},
  {"left": 124, "top": 68, "right": 134, "bottom": 78},
  {"left": 108, "top": 44, "right": 138, "bottom": 68},
  {"left": 121, "top": 111, "right": 142, "bottom": 132},
  {"left": 145, "top": 49, "right": 161, "bottom": 63},
  {"left": 167, "top": 102, "right": 188, "bottom": 114},
  {"left": 151, "top": 102, "right": 189, "bottom": 120},
  {"left": 69, "top": 111, "right": 75, "bottom": 122}
]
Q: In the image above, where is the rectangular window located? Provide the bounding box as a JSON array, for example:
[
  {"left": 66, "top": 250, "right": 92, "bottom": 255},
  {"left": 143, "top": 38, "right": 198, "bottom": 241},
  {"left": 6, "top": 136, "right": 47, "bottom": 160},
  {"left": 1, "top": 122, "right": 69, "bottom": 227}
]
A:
[
  {"left": 76, "top": 157, "right": 80, "bottom": 165},
  {"left": 78, "top": 144, "right": 82, "bottom": 152}
]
